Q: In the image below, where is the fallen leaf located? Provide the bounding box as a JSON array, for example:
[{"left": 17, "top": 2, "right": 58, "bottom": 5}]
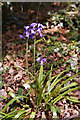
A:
[{"left": 41, "top": 112, "right": 47, "bottom": 119}]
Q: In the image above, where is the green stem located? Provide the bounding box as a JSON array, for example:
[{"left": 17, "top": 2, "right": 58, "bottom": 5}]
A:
[
  {"left": 34, "top": 37, "right": 36, "bottom": 74},
  {"left": 26, "top": 38, "right": 30, "bottom": 82}
]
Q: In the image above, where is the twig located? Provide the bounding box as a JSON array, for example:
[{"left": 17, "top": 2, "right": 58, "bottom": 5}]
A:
[{"left": 64, "top": 114, "right": 80, "bottom": 120}]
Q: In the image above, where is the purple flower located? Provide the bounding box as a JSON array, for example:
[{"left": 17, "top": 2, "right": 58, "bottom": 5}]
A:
[
  {"left": 38, "top": 23, "right": 45, "bottom": 29},
  {"left": 36, "top": 57, "right": 41, "bottom": 62},
  {"left": 40, "top": 58, "right": 47, "bottom": 65},
  {"left": 31, "top": 29, "right": 35, "bottom": 34},
  {"left": 40, "top": 60, "right": 44, "bottom": 65},
  {"left": 36, "top": 28, "right": 42, "bottom": 37},
  {"left": 19, "top": 23, "right": 45, "bottom": 39},
  {"left": 30, "top": 23, "right": 37, "bottom": 28},
  {"left": 42, "top": 58, "right": 47, "bottom": 62},
  {"left": 30, "top": 29, "right": 35, "bottom": 39},
  {"left": 13, "top": 17, "right": 18, "bottom": 20},
  {"left": 22, "top": 17, "right": 26, "bottom": 20},
  {"left": 25, "top": 31, "right": 29, "bottom": 38},
  {"left": 19, "top": 35, "right": 24, "bottom": 38},
  {"left": 24, "top": 26, "right": 29, "bottom": 31}
]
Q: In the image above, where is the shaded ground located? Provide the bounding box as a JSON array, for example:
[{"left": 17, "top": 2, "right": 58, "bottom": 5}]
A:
[{"left": 1, "top": 2, "right": 80, "bottom": 119}]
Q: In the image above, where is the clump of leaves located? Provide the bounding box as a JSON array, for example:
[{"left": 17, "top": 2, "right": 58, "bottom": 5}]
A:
[{"left": 0, "top": 65, "right": 80, "bottom": 119}]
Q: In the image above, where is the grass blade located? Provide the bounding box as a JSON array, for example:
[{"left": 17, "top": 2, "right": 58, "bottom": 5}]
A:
[
  {"left": 41, "top": 68, "right": 57, "bottom": 95},
  {"left": 60, "top": 73, "right": 79, "bottom": 87},
  {"left": 0, "top": 110, "right": 19, "bottom": 119},
  {"left": 13, "top": 110, "right": 27, "bottom": 119},
  {"left": 29, "top": 111, "right": 36, "bottom": 119},
  {"left": 1, "top": 96, "right": 28, "bottom": 112},
  {"left": 51, "top": 106, "right": 58, "bottom": 118},
  {"left": 60, "top": 82, "right": 78, "bottom": 93},
  {"left": 52, "top": 86, "right": 80, "bottom": 105},
  {"left": 8, "top": 91, "right": 16, "bottom": 98},
  {"left": 38, "top": 65, "right": 43, "bottom": 85},
  {"left": 50, "top": 69, "right": 70, "bottom": 91},
  {"left": 48, "top": 64, "right": 53, "bottom": 93},
  {"left": 65, "top": 96, "right": 80, "bottom": 103},
  {"left": 0, "top": 96, "right": 7, "bottom": 99},
  {"left": 48, "top": 76, "right": 68, "bottom": 94}
]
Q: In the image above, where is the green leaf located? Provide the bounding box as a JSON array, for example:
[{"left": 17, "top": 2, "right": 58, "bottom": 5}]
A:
[
  {"left": 17, "top": 51, "right": 22, "bottom": 57},
  {"left": 52, "top": 36, "right": 58, "bottom": 40},
  {"left": 51, "top": 106, "right": 57, "bottom": 118},
  {"left": 0, "top": 111, "right": 7, "bottom": 119},
  {"left": 65, "top": 96, "right": 80, "bottom": 103},
  {"left": 38, "top": 65, "right": 43, "bottom": 85},
  {"left": 41, "top": 68, "right": 57, "bottom": 98},
  {"left": 0, "top": 110, "right": 19, "bottom": 119},
  {"left": 45, "top": 86, "right": 61, "bottom": 103},
  {"left": 0, "top": 95, "right": 7, "bottom": 99},
  {"left": 41, "top": 67, "right": 57, "bottom": 87},
  {"left": 8, "top": 91, "right": 20, "bottom": 103},
  {"left": 51, "top": 86, "right": 80, "bottom": 105},
  {"left": 1, "top": 98, "right": 19, "bottom": 112},
  {"left": 1, "top": 96, "right": 28, "bottom": 112},
  {"left": 8, "top": 91, "right": 16, "bottom": 98},
  {"left": 56, "top": 106, "right": 61, "bottom": 114},
  {"left": 48, "top": 64, "right": 53, "bottom": 93},
  {"left": 35, "top": 38, "right": 43, "bottom": 44},
  {"left": 60, "top": 82, "right": 78, "bottom": 93},
  {"left": 17, "top": 88, "right": 24, "bottom": 95},
  {"left": 13, "top": 110, "right": 27, "bottom": 119},
  {"left": 29, "top": 111, "right": 36, "bottom": 119},
  {"left": 23, "top": 104, "right": 30, "bottom": 108},
  {"left": 50, "top": 69, "right": 70, "bottom": 92},
  {"left": 60, "top": 73, "right": 79, "bottom": 87}
]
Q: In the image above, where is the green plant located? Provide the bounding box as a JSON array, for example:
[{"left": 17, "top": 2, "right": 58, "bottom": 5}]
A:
[
  {"left": 0, "top": 65, "right": 80, "bottom": 119},
  {"left": 1, "top": 22, "right": 80, "bottom": 119}
]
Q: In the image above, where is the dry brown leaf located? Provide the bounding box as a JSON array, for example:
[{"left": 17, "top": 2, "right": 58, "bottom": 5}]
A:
[
  {"left": 9, "top": 68, "right": 15, "bottom": 75},
  {"left": 57, "top": 53, "right": 62, "bottom": 57},
  {"left": 14, "top": 74, "right": 22, "bottom": 81},
  {"left": 7, "top": 87, "right": 14, "bottom": 92},
  {"left": 58, "top": 101, "right": 63, "bottom": 106},
  {"left": 53, "top": 52, "right": 56, "bottom": 57},
  {"left": 43, "top": 26, "right": 70, "bottom": 35},
  {"left": 41, "top": 112, "right": 47, "bottom": 119},
  {"left": 36, "top": 111, "right": 41, "bottom": 118},
  {"left": 0, "top": 89, "right": 7, "bottom": 101},
  {"left": 6, "top": 55, "right": 12, "bottom": 61},
  {"left": 14, "top": 61, "right": 21, "bottom": 67},
  {"left": 66, "top": 11, "right": 78, "bottom": 15},
  {"left": 28, "top": 57, "right": 33, "bottom": 61},
  {"left": 58, "top": 34, "right": 67, "bottom": 41},
  {"left": 64, "top": 112, "right": 70, "bottom": 118}
]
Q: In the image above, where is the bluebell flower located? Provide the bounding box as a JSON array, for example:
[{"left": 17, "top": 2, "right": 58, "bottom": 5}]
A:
[
  {"left": 22, "top": 17, "right": 26, "bottom": 20},
  {"left": 19, "top": 35, "right": 24, "bottom": 38},
  {"left": 38, "top": 23, "right": 45, "bottom": 29},
  {"left": 19, "top": 23, "right": 45, "bottom": 39},
  {"left": 40, "top": 60, "right": 44, "bottom": 65},
  {"left": 36, "top": 28, "right": 42, "bottom": 37},
  {"left": 24, "top": 26, "right": 29, "bottom": 31},
  {"left": 36, "top": 57, "right": 41, "bottom": 62},
  {"left": 30, "top": 23, "right": 37, "bottom": 28},
  {"left": 13, "top": 17, "right": 18, "bottom": 20},
  {"left": 25, "top": 31, "right": 29, "bottom": 38},
  {"left": 40, "top": 58, "right": 47, "bottom": 65},
  {"left": 42, "top": 58, "right": 47, "bottom": 62},
  {"left": 30, "top": 29, "right": 35, "bottom": 39}
]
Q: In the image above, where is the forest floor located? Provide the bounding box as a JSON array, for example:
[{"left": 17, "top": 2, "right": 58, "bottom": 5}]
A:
[{"left": 1, "top": 2, "right": 80, "bottom": 120}]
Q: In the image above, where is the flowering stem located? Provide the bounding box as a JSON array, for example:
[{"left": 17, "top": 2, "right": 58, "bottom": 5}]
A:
[
  {"left": 26, "top": 38, "right": 30, "bottom": 82},
  {"left": 34, "top": 37, "right": 36, "bottom": 74}
]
